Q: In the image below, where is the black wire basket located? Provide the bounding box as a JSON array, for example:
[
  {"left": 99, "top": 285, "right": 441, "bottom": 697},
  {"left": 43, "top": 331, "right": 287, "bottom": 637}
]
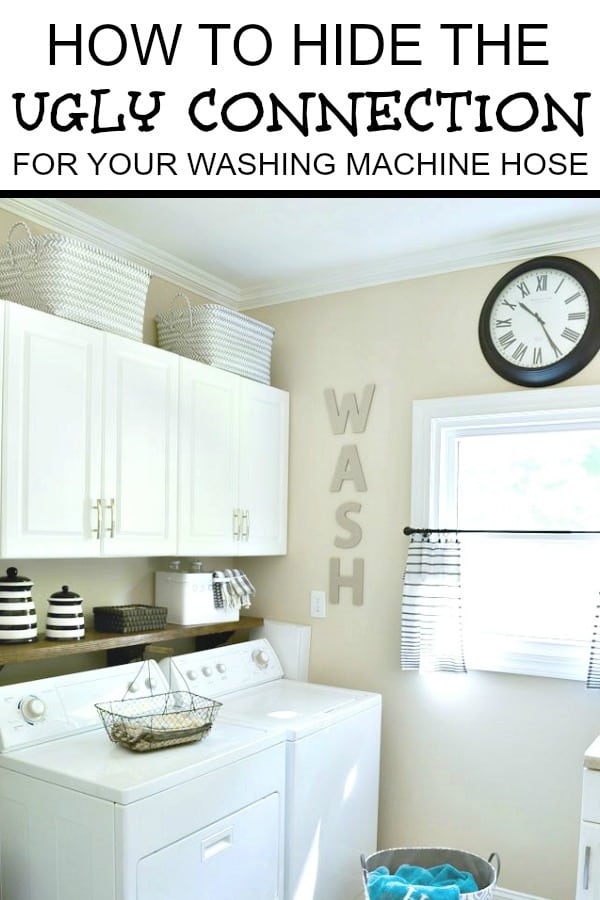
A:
[{"left": 96, "top": 689, "right": 222, "bottom": 752}]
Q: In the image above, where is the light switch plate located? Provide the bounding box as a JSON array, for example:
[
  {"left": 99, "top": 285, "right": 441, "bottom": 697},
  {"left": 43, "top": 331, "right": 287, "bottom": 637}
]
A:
[{"left": 310, "top": 590, "right": 327, "bottom": 618}]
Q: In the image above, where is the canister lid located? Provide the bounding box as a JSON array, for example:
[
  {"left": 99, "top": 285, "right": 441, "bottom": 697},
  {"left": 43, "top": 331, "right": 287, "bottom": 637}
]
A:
[
  {"left": 0, "top": 566, "right": 32, "bottom": 584},
  {"left": 50, "top": 585, "right": 81, "bottom": 599}
]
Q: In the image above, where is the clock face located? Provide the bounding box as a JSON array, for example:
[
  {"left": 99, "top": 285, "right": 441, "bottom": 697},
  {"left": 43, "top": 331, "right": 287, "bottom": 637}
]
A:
[{"left": 479, "top": 257, "right": 600, "bottom": 387}]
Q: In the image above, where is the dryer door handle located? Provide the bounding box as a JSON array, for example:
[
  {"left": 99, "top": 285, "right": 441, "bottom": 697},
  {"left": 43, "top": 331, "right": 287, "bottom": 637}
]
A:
[{"left": 202, "top": 827, "right": 233, "bottom": 860}]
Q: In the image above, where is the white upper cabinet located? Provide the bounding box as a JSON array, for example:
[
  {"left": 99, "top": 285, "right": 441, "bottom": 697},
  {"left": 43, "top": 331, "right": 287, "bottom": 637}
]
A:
[
  {"left": 1, "top": 303, "right": 104, "bottom": 557},
  {"left": 178, "top": 359, "right": 289, "bottom": 557},
  {"left": 237, "top": 378, "right": 289, "bottom": 556},
  {"left": 1, "top": 304, "right": 178, "bottom": 558},
  {"left": 102, "top": 334, "right": 178, "bottom": 556},
  {"left": 0, "top": 302, "right": 288, "bottom": 559},
  {"left": 178, "top": 359, "right": 239, "bottom": 556}
]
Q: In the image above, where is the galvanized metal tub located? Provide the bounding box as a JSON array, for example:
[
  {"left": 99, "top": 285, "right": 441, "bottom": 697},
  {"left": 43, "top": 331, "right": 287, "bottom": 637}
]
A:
[{"left": 361, "top": 847, "right": 500, "bottom": 899}]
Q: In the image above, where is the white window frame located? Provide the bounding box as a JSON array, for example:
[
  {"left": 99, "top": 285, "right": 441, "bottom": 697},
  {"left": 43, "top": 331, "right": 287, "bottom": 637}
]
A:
[{"left": 411, "top": 383, "right": 600, "bottom": 680}]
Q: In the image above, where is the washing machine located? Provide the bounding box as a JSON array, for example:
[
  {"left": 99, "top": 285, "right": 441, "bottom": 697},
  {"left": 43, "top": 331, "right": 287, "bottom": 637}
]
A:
[
  {"left": 0, "top": 659, "right": 286, "bottom": 900},
  {"left": 160, "top": 638, "right": 382, "bottom": 900}
]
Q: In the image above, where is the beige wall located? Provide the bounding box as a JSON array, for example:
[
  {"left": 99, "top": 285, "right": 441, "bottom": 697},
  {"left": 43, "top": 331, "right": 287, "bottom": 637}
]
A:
[
  {"left": 242, "top": 250, "right": 600, "bottom": 900},
  {"left": 1, "top": 202, "right": 599, "bottom": 897}
]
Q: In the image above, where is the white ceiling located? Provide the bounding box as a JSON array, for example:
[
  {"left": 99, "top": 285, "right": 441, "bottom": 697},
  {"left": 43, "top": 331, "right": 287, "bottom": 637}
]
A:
[{"left": 4, "top": 196, "right": 600, "bottom": 308}]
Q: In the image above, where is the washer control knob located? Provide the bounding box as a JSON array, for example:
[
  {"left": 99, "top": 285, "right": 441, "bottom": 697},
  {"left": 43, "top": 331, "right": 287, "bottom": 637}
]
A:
[
  {"left": 216, "top": 663, "right": 227, "bottom": 674},
  {"left": 186, "top": 670, "right": 198, "bottom": 681},
  {"left": 202, "top": 666, "right": 213, "bottom": 677},
  {"left": 19, "top": 695, "right": 46, "bottom": 723},
  {"left": 252, "top": 649, "right": 269, "bottom": 670}
]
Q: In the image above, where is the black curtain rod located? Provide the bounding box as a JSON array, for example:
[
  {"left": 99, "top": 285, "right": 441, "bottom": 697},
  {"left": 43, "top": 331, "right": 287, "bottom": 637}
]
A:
[{"left": 403, "top": 526, "right": 600, "bottom": 536}]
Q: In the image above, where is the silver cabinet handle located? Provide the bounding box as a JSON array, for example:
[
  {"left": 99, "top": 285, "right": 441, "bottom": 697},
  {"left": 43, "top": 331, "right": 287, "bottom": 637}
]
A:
[
  {"left": 92, "top": 499, "right": 102, "bottom": 539},
  {"left": 106, "top": 498, "right": 116, "bottom": 539},
  {"left": 584, "top": 845, "right": 591, "bottom": 891},
  {"left": 241, "top": 509, "right": 249, "bottom": 540},
  {"left": 233, "top": 508, "right": 240, "bottom": 539}
]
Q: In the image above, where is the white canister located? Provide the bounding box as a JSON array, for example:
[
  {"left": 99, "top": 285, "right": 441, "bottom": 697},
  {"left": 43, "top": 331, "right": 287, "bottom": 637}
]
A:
[
  {"left": 0, "top": 566, "right": 38, "bottom": 643},
  {"left": 46, "top": 585, "right": 85, "bottom": 640}
]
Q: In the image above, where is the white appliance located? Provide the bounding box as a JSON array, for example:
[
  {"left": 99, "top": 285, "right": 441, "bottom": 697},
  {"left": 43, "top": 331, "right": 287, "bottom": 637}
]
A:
[
  {"left": 0, "top": 659, "right": 286, "bottom": 900},
  {"left": 160, "top": 639, "right": 382, "bottom": 900},
  {"left": 251, "top": 619, "right": 312, "bottom": 680}
]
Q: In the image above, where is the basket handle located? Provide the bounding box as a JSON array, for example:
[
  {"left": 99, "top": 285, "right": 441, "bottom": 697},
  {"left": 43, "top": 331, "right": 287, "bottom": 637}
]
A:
[
  {"left": 488, "top": 852, "right": 501, "bottom": 879},
  {"left": 360, "top": 854, "right": 369, "bottom": 886},
  {"left": 6, "top": 221, "right": 39, "bottom": 276},
  {"left": 169, "top": 291, "right": 194, "bottom": 328},
  {"left": 125, "top": 659, "right": 161, "bottom": 699},
  {"left": 163, "top": 654, "right": 194, "bottom": 692}
]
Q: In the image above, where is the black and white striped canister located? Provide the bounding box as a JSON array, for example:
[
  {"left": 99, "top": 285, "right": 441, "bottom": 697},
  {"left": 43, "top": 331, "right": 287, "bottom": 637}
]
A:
[
  {"left": 45, "top": 585, "right": 85, "bottom": 640},
  {"left": 0, "top": 566, "right": 38, "bottom": 643}
]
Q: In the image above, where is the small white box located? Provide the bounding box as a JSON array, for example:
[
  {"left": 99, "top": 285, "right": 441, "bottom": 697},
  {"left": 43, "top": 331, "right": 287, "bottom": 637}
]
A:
[{"left": 155, "top": 572, "right": 240, "bottom": 626}]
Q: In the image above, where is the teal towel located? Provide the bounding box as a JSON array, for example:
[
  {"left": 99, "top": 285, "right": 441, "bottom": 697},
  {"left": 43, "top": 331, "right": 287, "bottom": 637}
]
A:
[{"left": 367, "top": 862, "right": 479, "bottom": 900}]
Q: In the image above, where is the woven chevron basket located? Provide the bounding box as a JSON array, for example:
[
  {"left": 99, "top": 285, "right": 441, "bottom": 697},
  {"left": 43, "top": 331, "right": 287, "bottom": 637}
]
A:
[
  {"left": 156, "top": 295, "right": 274, "bottom": 384},
  {"left": 0, "top": 223, "right": 151, "bottom": 341}
]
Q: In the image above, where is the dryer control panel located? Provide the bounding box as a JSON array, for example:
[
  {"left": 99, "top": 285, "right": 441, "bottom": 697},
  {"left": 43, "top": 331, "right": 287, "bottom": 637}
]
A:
[
  {"left": 160, "top": 640, "right": 284, "bottom": 698},
  {"left": 0, "top": 659, "right": 168, "bottom": 751}
]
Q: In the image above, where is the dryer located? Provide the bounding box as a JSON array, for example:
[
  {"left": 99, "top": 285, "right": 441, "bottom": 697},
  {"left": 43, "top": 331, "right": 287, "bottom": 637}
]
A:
[
  {"left": 0, "top": 659, "right": 286, "bottom": 900},
  {"left": 161, "top": 639, "right": 382, "bottom": 900}
]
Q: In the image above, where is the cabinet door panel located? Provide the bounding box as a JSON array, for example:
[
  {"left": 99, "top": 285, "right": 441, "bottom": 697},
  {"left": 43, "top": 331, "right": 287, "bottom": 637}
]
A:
[
  {"left": 178, "top": 360, "right": 238, "bottom": 556},
  {"left": 577, "top": 821, "right": 600, "bottom": 899},
  {"left": 103, "top": 336, "right": 178, "bottom": 556},
  {"left": 237, "top": 381, "right": 289, "bottom": 556},
  {"left": 1, "top": 304, "right": 103, "bottom": 557}
]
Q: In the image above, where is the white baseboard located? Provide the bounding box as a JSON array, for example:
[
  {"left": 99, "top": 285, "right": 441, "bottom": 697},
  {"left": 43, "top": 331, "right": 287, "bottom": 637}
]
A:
[{"left": 494, "top": 888, "right": 550, "bottom": 900}]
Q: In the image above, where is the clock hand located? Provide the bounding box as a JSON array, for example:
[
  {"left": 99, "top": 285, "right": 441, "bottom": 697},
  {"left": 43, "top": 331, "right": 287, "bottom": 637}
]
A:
[
  {"left": 539, "top": 321, "right": 562, "bottom": 358},
  {"left": 518, "top": 301, "right": 545, "bottom": 325},
  {"left": 518, "top": 302, "right": 561, "bottom": 358}
]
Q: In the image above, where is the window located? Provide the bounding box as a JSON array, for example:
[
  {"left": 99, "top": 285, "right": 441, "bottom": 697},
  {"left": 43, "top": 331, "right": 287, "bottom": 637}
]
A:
[{"left": 411, "top": 385, "right": 600, "bottom": 680}]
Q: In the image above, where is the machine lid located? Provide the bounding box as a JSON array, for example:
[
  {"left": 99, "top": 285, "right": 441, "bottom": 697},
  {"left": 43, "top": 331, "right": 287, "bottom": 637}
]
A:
[
  {"left": 0, "top": 719, "right": 282, "bottom": 804},
  {"left": 218, "top": 678, "right": 381, "bottom": 739}
]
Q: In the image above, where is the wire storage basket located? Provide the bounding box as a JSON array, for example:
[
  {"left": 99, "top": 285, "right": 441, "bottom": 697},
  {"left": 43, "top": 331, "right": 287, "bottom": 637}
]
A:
[
  {"left": 95, "top": 661, "right": 222, "bottom": 752},
  {"left": 0, "top": 222, "right": 151, "bottom": 341},
  {"left": 155, "top": 294, "right": 274, "bottom": 384}
]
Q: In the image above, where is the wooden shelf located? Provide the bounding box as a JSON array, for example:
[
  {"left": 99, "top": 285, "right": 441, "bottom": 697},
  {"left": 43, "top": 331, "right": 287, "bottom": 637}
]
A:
[{"left": 0, "top": 616, "right": 264, "bottom": 667}]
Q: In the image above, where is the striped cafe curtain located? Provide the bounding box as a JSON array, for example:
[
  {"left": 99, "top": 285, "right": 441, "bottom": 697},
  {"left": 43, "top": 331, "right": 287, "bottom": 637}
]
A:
[{"left": 401, "top": 533, "right": 467, "bottom": 674}]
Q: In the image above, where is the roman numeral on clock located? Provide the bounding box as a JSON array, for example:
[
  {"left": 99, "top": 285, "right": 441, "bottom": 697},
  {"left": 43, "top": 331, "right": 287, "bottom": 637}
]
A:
[
  {"left": 561, "top": 327, "right": 580, "bottom": 343},
  {"left": 532, "top": 347, "right": 543, "bottom": 366},
  {"left": 495, "top": 318, "right": 512, "bottom": 328},
  {"left": 564, "top": 291, "right": 582, "bottom": 304},
  {"left": 512, "top": 342, "right": 527, "bottom": 362},
  {"left": 498, "top": 330, "right": 517, "bottom": 349},
  {"left": 536, "top": 274, "right": 548, "bottom": 291},
  {"left": 516, "top": 281, "right": 530, "bottom": 298},
  {"left": 568, "top": 311, "right": 586, "bottom": 320}
]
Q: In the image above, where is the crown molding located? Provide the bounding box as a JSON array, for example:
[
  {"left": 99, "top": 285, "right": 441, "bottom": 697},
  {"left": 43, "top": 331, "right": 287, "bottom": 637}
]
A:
[
  {"left": 3, "top": 197, "right": 600, "bottom": 312},
  {"left": 0, "top": 197, "right": 241, "bottom": 306},
  {"left": 239, "top": 217, "right": 600, "bottom": 309}
]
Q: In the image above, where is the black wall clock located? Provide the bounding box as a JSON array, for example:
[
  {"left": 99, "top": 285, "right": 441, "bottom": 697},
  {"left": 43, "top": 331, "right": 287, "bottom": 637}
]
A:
[{"left": 478, "top": 256, "right": 600, "bottom": 387}]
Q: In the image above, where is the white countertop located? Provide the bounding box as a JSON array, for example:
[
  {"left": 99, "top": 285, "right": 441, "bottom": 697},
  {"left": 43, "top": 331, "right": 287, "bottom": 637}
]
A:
[{"left": 584, "top": 735, "right": 600, "bottom": 770}]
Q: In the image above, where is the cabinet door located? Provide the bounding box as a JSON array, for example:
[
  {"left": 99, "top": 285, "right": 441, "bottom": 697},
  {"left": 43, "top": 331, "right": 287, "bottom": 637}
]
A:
[
  {"left": 237, "top": 380, "right": 289, "bottom": 556},
  {"left": 102, "top": 335, "right": 179, "bottom": 556},
  {"left": 577, "top": 821, "right": 600, "bottom": 899},
  {"left": 178, "top": 359, "right": 239, "bottom": 556},
  {"left": 1, "top": 304, "right": 103, "bottom": 558}
]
